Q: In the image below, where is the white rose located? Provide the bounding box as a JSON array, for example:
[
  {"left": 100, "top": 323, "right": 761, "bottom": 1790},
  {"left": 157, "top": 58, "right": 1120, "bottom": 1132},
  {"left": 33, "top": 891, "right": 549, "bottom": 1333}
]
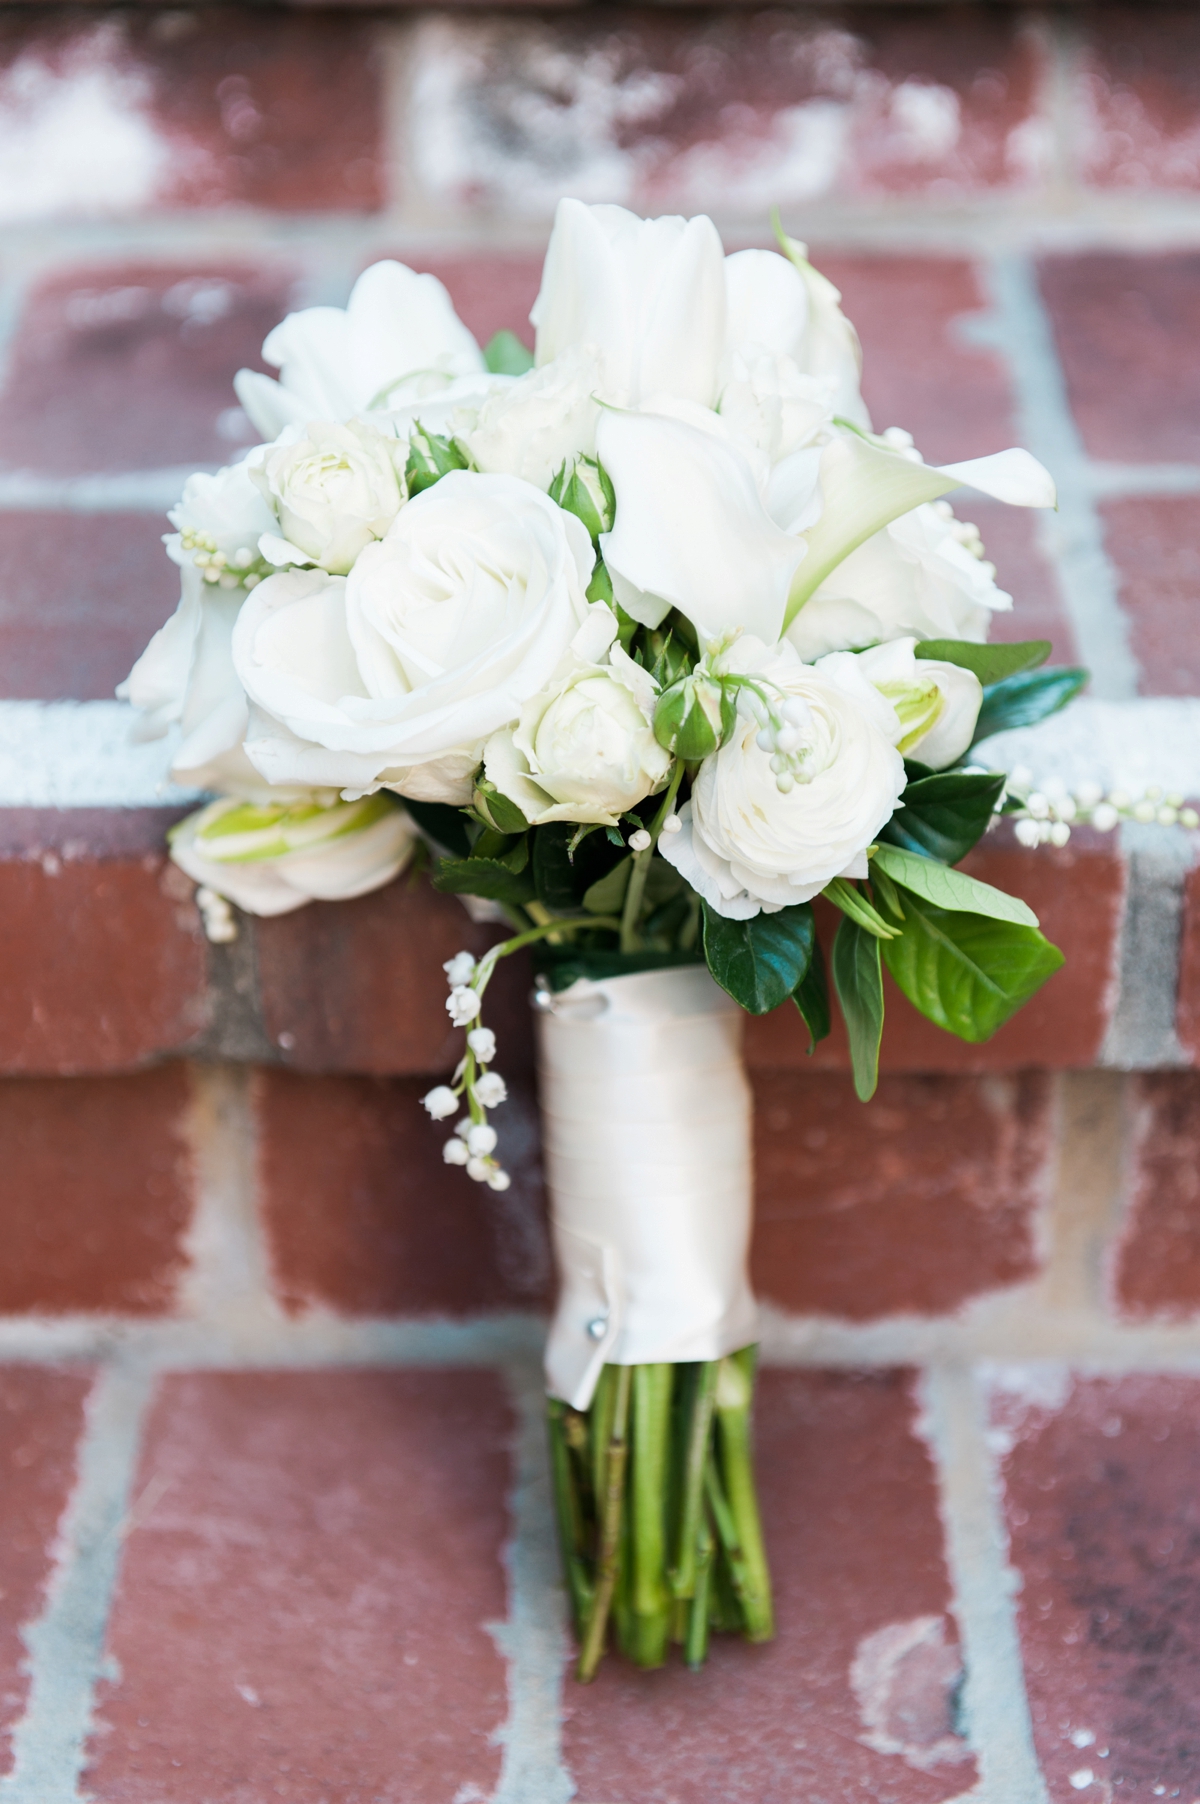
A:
[
  {"left": 456, "top": 347, "right": 604, "bottom": 492},
  {"left": 717, "top": 347, "right": 834, "bottom": 468},
  {"left": 168, "top": 791, "right": 416, "bottom": 916},
  {"left": 817, "top": 637, "right": 983, "bottom": 771},
  {"left": 660, "top": 651, "right": 905, "bottom": 918},
  {"left": 234, "top": 260, "right": 486, "bottom": 440},
  {"left": 249, "top": 419, "right": 407, "bottom": 575},
  {"left": 724, "top": 243, "right": 868, "bottom": 428},
  {"left": 483, "top": 607, "right": 670, "bottom": 826},
  {"left": 166, "top": 458, "right": 276, "bottom": 583},
  {"left": 232, "top": 472, "right": 598, "bottom": 804}
]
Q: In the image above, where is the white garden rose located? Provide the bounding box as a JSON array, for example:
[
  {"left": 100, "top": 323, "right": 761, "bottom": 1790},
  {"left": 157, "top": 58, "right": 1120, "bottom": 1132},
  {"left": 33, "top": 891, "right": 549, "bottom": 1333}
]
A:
[
  {"left": 456, "top": 347, "right": 604, "bottom": 493},
  {"left": 232, "top": 472, "right": 598, "bottom": 804},
  {"left": 234, "top": 260, "right": 486, "bottom": 440},
  {"left": 249, "top": 419, "right": 407, "bottom": 575},
  {"left": 482, "top": 607, "right": 670, "bottom": 826},
  {"left": 165, "top": 458, "right": 276, "bottom": 585},
  {"left": 169, "top": 791, "right": 416, "bottom": 916},
  {"left": 817, "top": 637, "right": 983, "bottom": 771},
  {"left": 659, "top": 647, "right": 906, "bottom": 918}
]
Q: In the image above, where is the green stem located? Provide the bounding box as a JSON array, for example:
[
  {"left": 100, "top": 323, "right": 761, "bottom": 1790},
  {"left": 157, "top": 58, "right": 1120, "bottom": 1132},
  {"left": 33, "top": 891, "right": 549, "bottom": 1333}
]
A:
[
  {"left": 671, "top": 1362, "right": 718, "bottom": 1601},
  {"left": 473, "top": 913, "right": 623, "bottom": 1000},
  {"left": 628, "top": 1364, "right": 673, "bottom": 1668},
  {"left": 577, "top": 1365, "right": 632, "bottom": 1683},
  {"left": 619, "top": 763, "right": 685, "bottom": 953},
  {"left": 684, "top": 1506, "right": 715, "bottom": 1670},
  {"left": 546, "top": 1401, "right": 594, "bottom": 1636},
  {"left": 714, "top": 1349, "right": 774, "bottom": 1643}
]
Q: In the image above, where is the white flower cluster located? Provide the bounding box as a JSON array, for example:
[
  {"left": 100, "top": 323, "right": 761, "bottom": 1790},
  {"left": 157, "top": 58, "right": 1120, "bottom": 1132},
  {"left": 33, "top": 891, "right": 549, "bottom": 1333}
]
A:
[
  {"left": 422, "top": 951, "right": 512, "bottom": 1191},
  {"left": 1005, "top": 769, "right": 1200, "bottom": 846}
]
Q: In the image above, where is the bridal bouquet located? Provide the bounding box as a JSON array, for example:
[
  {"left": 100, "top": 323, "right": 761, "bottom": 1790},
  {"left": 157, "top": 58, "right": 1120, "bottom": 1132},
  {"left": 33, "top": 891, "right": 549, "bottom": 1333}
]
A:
[{"left": 122, "top": 199, "right": 1090, "bottom": 1679}]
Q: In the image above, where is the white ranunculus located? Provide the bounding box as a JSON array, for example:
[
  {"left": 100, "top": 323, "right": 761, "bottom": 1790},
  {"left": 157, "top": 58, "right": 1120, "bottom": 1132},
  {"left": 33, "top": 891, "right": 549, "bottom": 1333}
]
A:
[
  {"left": 817, "top": 637, "right": 983, "bottom": 770},
  {"left": 659, "top": 649, "right": 906, "bottom": 918},
  {"left": 483, "top": 607, "right": 670, "bottom": 826},
  {"left": 249, "top": 419, "right": 407, "bottom": 575},
  {"left": 532, "top": 199, "right": 727, "bottom": 408},
  {"left": 723, "top": 244, "right": 867, "bottom": 427},
  {"left": 169, "top": 791, "right": 416, "bottom": 916},
  {"left": 232, "top": 472, "right": 598, "bottom": 804},
  {"left": 234, "top": 261, "right": 486, "bottom": 440},
  {"left": 456, "top": 347, "right": 604, "bottom": 493}
]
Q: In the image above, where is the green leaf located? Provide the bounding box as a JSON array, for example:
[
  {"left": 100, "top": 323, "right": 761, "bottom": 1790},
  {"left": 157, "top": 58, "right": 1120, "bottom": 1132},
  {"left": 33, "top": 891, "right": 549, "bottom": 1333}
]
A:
[
  {"left": 471, "top": 828, "right": 528, "bottom": 872},
  {"left": 915, "top": 639, "right": 1050, "bottom": 685},
  {"left": 702, "top": 902, "right": 817, "bottom": 1016},
  {"left": 405, "top": 425, "right": 471, "bottom": 496},
  {"left": 483, "top": 330, "right": 534, "bottom": 375},
  {"left": 972, "top": 667, "right": 1087, "bottom": 744},
  {"left": 882, "top": 892, "right": 1064, "bottom": 1042},
  {"left": 586, "top": 560, "right": 614, "bottom": 606},
  {"left": 792, "top": 936, "right": 830, "bottom": 1051},
  {"left": 831, "top": 919, "right": 884, "bottom": 1101},
  {"left": 475, "top": 780, "right": 529, "bottom": 836},
  {"left": 432, "top": 857, "right": 535, "bottom": 907},
  {"left": 532, "top": 824, "right": 589, "bottom": 912},
  {"left": 881, "top": 769, "right": 1006, "bottom": 864},
  {"left": 871, "top": 843, "right": 1039, "bottom": 926},
  {"left": 401, "top": 798, "right": 472, "bottom": 858},
  {"left": 583, "top": 856, "right": 632, "bottom": 914},
  {"left": 823, "top": 876, "right": 899, "bottom": 939}
]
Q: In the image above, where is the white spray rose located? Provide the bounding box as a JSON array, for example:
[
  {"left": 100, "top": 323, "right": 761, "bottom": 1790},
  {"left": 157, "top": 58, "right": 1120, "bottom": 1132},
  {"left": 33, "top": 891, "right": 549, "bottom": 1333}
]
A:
[
  {"left": 232, "top": 472, "right": 598, "bottom": 804},
  {"left": 456, "top": 348, "right": 604, "bottom": 493},
  {"left": 724, "top": 242, "right": 868, "bottom": 429},
  {"left": 817, "top": 637, "right": 983, "bottom": 771},
  {"left": 168, "top": 792, "right": 417, "bottom": 917},
  {"left": 234, "top": 260, "right": 486, "bottom": 440},
  {"left": 249, "top": 419, "right": 407, "bottom": 575},
  {"left": 660, "top": 647, "right": 906, "bottom": 918},
  {"left": 482, "top": 606, "right": 670, "bottom": 826},
  {"left": 166, "top": 459, "right": 276, "bottom": 583}
]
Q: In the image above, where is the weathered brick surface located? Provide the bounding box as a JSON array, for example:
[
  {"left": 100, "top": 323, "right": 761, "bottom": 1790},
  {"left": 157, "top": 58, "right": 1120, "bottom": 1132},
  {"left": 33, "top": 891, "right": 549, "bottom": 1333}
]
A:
[
  {"left": 752, "top": 1071, "right": 1050, "bottom": 1320},
  {"left": 1179, "top": 862, "right": 1200, "bottom": 1062},
  {"left": 1075, "top": 7, "right": 1200, "bottom": 190},
  {"left": 85, "top": 1370, "right": 512, "bottom": 1804},
  {"left": 415, "top": 254, "right": 543, "bottom": 353},
  {"left": 0, "top": 514, "right": 176, "bottom": 702},
  {"left": 0, "top": 1367, "right": 91, "bottom": 1777},
  {"left": 256, "top": 1068, "right": 550, "bottom": 1315},
  {"left": 0, "top": 1064, "right": 193, "bottom": 1314},
  {"left": 563, "top": 1368, "right": 974, "bottom": 1802},
  {"left": 994, "top": 1371, "right": 1200, "bottom": 1798},
  {"left": 1111, "top": 1073, "right": 1200, "bottom": 1321},
  {"left": 0, "top": 263, "right": 292, "bottom": 476},
  {"left": 0, "top": 812, "right": 207, "bottom": 1076},
  {"left": 1102, "top": 496, "right": 1200, "bottom": 697},
  {"left": 1039, "top": 252, "right": 1200, "bottom": 463}
]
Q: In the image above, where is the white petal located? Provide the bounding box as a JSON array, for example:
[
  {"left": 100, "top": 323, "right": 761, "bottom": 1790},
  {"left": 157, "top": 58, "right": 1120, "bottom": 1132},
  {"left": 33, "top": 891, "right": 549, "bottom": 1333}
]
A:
[{"left": 938, "top": 448, "right": 1057, "bottom": 509}]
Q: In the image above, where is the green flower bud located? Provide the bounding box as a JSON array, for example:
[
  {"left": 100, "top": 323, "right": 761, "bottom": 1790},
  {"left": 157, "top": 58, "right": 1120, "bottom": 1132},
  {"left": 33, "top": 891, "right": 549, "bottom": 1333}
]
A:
[
  {"left": 405, "top": 424, "right": 472, "bottom": 496},
  {"left": 653, "top": 673, "right": 725, "bottom": 760},
  {"left": 874, "top": 674, "right": 945, "bottom": 755},
  {"left": 548, "top": 455, "right": 616, "bottom": 543}
]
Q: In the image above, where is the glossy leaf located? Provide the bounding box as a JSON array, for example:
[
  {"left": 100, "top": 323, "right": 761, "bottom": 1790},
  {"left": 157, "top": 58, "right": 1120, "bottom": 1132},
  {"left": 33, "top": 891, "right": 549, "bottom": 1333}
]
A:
[
  {"left": 881, "top": 891, "right": 1063, "bottom": 1042},
  {"left": 401, "top": 799, "right": 472, "bottom": 858},
  {"left": 702, "top": 902, "right": 817, "bottom": 1016},
  {"left": 872, "top": 843, "right": 1039, "bottom": 926},
  {"left": 793, "top": 935, "right": 830, "bottom": 1051},
  {"left": 432, "top": 857, "right": 535, "bottom": 908},
  {"left": 881, "top": 769, "right": 1006, "bottom": 865},
  {"left": 971, "top": 667, "right": 1087, "bottom": 744},
  {"left": 831, "top": 919, "right": 884, "bottom": 1102},
  {"left": 915, "top": 638, "right": 1050, "bottom": 685}
]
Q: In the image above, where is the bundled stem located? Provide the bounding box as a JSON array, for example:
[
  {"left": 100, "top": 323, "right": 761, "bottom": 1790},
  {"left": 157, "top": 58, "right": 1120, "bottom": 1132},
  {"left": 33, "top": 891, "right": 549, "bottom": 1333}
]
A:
[{"left": 553, "top": 1349, "right": 772, "bottom": 1681}]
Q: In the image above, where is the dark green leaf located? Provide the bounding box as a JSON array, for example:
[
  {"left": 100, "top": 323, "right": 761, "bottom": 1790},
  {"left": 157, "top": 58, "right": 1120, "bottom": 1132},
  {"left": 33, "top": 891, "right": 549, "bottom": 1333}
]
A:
[
  {"left": 583, "top": 857, "right": 631, "bottom": 914},
  {"left": 881, "top": 891, "right": 1064, "bottom": 1042},
  {"left": 702, "top": 902, "right": 817, "bottom": 1016},
  {"left": 586, "top": 560, "right": 614, "bottom": 605},
  {"left": 542, "top": 948, "right": 702, "bottom": 990},
  {"left": 475, "top": 781, "right": 529, "bottom": 836},
  {"left": 972, "top": 668, "right": 1087, "bottom": 744},
  {"left": 531, "top": 822, "right": 625, "bottom": 912},
  {"left": 916, "top": 638, "right": 1050, "bottom": 685},
  {"left": 881, "top": 769, "right": 1005, "bottom": 864},
  {"left": 482, "top": 330, "right": 535, "bottom": 375},
  {"left": 792, "top": 935, "right": 830, "bottom": 1051},
  {"left": 470, "top": 829, "right": 528, "bottom": 873},
  {"left": 432, "top": 857, "right": 535, "bottom": 907},
  {"left": 831, "top": 919, "right": 884, "bottom": 1101},
  {"left": 401, "top": 799, "right": 472, "bottom": 858}
]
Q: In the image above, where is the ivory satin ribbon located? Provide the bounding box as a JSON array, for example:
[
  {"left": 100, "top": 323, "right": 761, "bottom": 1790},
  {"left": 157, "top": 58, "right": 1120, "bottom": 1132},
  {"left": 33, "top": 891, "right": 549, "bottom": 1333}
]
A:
[{"left": 537, "top": 964, "right": 759, "bottom": 1411}]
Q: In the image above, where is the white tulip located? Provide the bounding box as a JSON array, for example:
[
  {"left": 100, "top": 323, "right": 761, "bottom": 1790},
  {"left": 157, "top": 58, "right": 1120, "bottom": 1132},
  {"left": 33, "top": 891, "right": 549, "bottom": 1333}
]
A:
[
  {"left": 249, "top": 419, "right": 407, "bottom": 575},
  {"left": 168, "top": 791, "right": 416, "bottom": 917},
  {"left": 234, "top": 260, "right": 486, "bottom": 439},
  {"left": 817, "top": 638, "right": 983, "bottom": 770},
  {"left": 233, "top": 473, "right": 598, "bottom": 804},
  {"left": 532, "top": 199, "right": 727, "bottom": 408},
  {"left": 456, "top": 347, "right": 605, "bottom": 493},
  {"left": 659, "top": 650, "right": 906, "bottom": 917}
]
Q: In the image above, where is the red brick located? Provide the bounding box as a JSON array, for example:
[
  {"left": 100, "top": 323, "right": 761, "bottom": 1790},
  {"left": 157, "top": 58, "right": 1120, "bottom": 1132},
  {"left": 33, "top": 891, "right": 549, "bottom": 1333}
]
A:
[
  {"left": 0, "top": 813, "right": 208, "bottom": 1076},
  {"left": 0, "top": 14, "right": 384, "bottom": 214},
  {"left": 1180, "top": 862, "right": 1200, "bottom": 1061},
  {"left": 1111, "top": 1073, "right": 1200, "bottom": 1320},
  {"left": 1039, "top": 252, "right": 1200, "bottom": 463},
  {"left": 969, "top": 502, "right": 1077, "bottom": 664},
  {"left": 0, "top": 1367, "right": 92, "bottom": 1777},
  {"left": 563, "top": 1369, "right": 974, "bottom": 1802},
  {"left": 994, "top": 1371, "right": 1200, "bottom": 1796},
  {"left": 85, "top": 1370, "right": 511, "bottom": 1804},
  {"left": 0, "top": 262, "right": 293, "bottom": 477},
  {"left": 1101, "top": 496, "right": 1200, "bottom": 697},
  {"left": 256, "top": 878, "right": 535, "bottom": 1076},
  {"left": 0, "top": 514, "right": 177, "bottom": 701},
  {"left": 256, "top": 1069, "right": 549, "bottom": 1316},
  {"left": 746, "top": 835, "right": 1125, "bottom": 1075},
  {"left": 411, "top": 255, "right": 543, "bottom": 354},
  {"left": 752, "top": 1070, "right": 1049, "bottom": 1320},
  {"left": 1076, "top": 8, "right": 1200, "bottom": 190},
  {"left": 0, "top": 1064, "right": 193, "bottom": 1313}
]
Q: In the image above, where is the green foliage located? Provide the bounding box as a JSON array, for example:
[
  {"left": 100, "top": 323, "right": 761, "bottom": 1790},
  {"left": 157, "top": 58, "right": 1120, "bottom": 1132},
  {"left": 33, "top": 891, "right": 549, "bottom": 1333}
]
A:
[
  {"left": 793, "top": 935, "right": 830, "bottom": 1051},
  {"left": 831, "top": 919, "right": 884, "bottom": 1101},
  {"left": 474, "top": 779, "right": 529, "bottom": 836},
  {"left": 432, "top": 856, "right": 535, "bottom": 908},
  {"left": 881, "top": 768, "right": 1006, "bottom": 864},
  {"left": 971, "top": 667, "right": 1087, "bottom": 744},
  {"left": 405, "top": 425, "right": 472, "bottom": 496},
  {"left": 401, "top": 798, "right": 472, "bottom": 857},
  {"left": 872, "top": 843, "right": 1039, "bottom": 926},
  {"left": 702, "top": 902, "right": 817, "bottom": 1016},
  {"left": 880, "top": 891, "right": 1064, "bottom": 1042},
  {"left": 587, "top": 560, "right": 615, "bottom": 606},
  {"left": 483, "top": 330, "right": 535, "bottom": 375},
  {"left": 915, "top": 638, "right": 1050, "bottom": 685},
  {"left": 549, "top": 455, "right": 616, "bottom": 542},
  {"left": 822, "top": 877, "right": 898, "bottom": 939}
]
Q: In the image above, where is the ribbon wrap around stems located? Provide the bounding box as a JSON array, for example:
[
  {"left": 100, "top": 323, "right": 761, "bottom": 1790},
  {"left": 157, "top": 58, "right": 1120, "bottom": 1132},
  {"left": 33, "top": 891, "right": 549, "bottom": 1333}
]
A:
[{"left": 537, "top": 965, "right": 759, "bottom": 1411}]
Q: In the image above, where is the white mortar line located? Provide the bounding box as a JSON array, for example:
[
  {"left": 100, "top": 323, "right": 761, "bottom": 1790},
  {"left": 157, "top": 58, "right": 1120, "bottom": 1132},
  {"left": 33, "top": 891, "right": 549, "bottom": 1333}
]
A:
[
  {"left": 179, "top": 1065, "right": 286, "bottom": 1331},
  {"left": 0, "top": 1363, "right": 156, "bottom": 1804},
  {"left": 1100, "top": 822, "right": 1192, "bottom": 1070},
  {"left": 0, "top": 469, "right": 206, "bottom": 513},
  {"left": 972, "top": 253, "right": 1139, "bottom": 700},
  {"left": 1086, "top": 461, "right": 1200, "bottom": 498},
  {"left": 921, "top": 1366, "right": 1048, "bottom": 1804},
  {"left": 489, "top": 1362, "right": 574, "bottom": 1804}
]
